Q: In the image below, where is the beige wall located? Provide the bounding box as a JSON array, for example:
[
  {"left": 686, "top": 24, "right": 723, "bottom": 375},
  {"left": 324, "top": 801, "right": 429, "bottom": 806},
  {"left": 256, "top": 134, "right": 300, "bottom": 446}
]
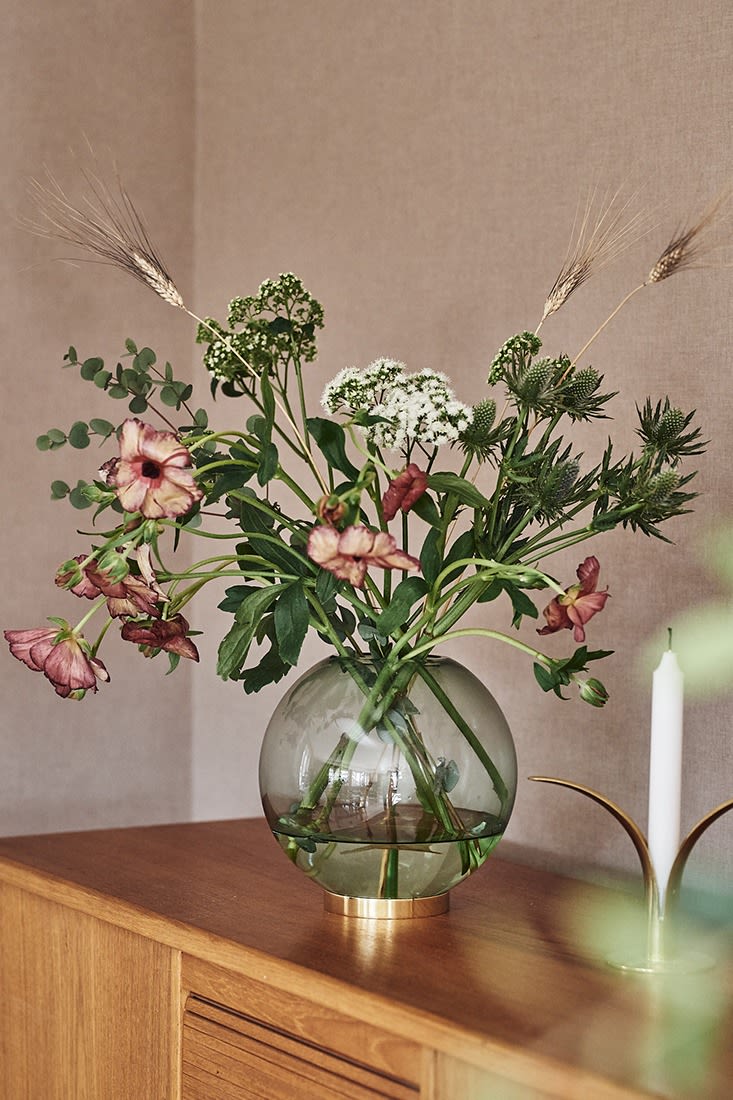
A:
[
  {"left": 1, "top": 1, "right": 195, "bottom": 833},
  {"left": 2, "top": 2, "right": 731, "bottom": 892},
  {"left": 191, "top": 0, "right": 733, "bottom": 887}
]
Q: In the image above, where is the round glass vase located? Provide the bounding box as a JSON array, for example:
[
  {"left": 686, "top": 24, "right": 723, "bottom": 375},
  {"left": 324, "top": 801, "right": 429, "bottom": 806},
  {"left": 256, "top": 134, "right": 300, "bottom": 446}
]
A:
[{"left": 259, "top": 655, "right": 517, "bottom": 917}]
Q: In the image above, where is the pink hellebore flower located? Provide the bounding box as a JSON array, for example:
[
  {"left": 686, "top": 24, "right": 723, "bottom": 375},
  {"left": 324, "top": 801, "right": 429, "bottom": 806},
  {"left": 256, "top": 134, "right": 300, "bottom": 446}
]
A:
[
  {"left": 538, "top": 556, "right": 609, "bottom": 644},
  {"left": 4, "top": 626, "right": 109, "bottom": 699},
  {"left": 121, "top": 614, "right": 200, "bottom": 661},
  {"left": 56, "top": 553, "right": 164, "bottom": 619},
  {"left": 382, "top": 463, "right": 429, "bottom": 522},
  {"left": 307, "top": 524, "right": 420, "bottom": 588},
  {"left": 110, "top": 419, "right": 203, "bottom": 519}
]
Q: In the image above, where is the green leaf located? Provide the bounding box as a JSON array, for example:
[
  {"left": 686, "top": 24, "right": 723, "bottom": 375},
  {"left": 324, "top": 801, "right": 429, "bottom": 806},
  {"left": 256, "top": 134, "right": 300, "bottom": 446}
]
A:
[
  {"left": 218, "top": 585, "right": 281, "bottom": 679},
  {"left": 443, "top": 529, "right": 476, "bottom": 573},
  {"left": 533, "top": 662, "right": 559, "bottom": 693},
  {"left": 410, "top": 491, "right": 441, "bottom": 527},
  {"left": 306, "top": 417, "right": 360, "bottom": 480},
  {"left": 36, "top": 435, "right": 51, "bottom": 451},
  {"left": 420, "top": 527, "right": 442, "bottom": 585},
  {"left": 69, "top": 481, "right": 93, "bottom": 509},
  {"left": 375, "top": 576, "right": 428, "bottom": 635},
  {"left": 257, "top": 442, "right": 279, "bottom": 486},
  {"left": 93, "top": 370, "right": 113, "bottom": 389},
  {"left": 427, "top": 472, "right": 491, "bottom": 510},
  {"left": 497, "top": 580, "right": 540, "bottom": 626},
  {"left": 107, "top": 384, "right": 128, "bottom": 399},
  {"left": 80, "top": 357, "right": 104, "bottom": 381},
  {"left": 128, "top": 395, "right": 148, "bottom": 414},
  {"left": 133, "top": 347, "right": 156, "bottom": 371},
  {"left": 217, "top": 584, "right": 261, "bottom": 613},
  {"left": 476, "top": 579, "right": 503, "bottom": 604},
  {"left": 315, "top": 568, "right": 339, "bottom": 608},
  {"left": 274, "top": 581, "right": 310, "bottom": 666},
  {"left": 65, "top": 346, "right": 78, "bottom": 365},
  {"left": 89, "top": 418, "right": 115, "bottom": 439},
  {"left": 50, "top": 480, "right": 70, "bottom": 500},
  {"left": 125, "top": 338, "right": 138, "bottom": 355},
  {"left": 160, "top": 385, "right": 180, "bottom": 407},
  {"left": 240, "top": 644, "right": 290, "bottom": 693},
  {"left": 68, "top": 422, "right": 91, "bottom": 449},
  {"left": 260, "top": 369, "right": 276, "bottom": 424},
  {"left": 47, "top": 428, "right": 67, "bottom": 444}
]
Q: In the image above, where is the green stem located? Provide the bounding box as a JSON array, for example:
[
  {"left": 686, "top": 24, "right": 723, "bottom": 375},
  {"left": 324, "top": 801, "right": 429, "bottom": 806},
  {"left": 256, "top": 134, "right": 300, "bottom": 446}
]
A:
[{"left": 415, "top": 663, "right": 509, "bottom": 811}]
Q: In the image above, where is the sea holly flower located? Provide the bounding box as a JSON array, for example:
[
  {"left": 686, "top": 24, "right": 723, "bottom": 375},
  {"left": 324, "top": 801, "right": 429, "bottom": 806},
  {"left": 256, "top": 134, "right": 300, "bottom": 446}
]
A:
[
  {"left": 538, "top": 556, "right": 609, "bottom": 643},
  {"left": 120, "top": 614, "right": 199, "bottom": 661},
  {"left": 382, "top": 464, "right": 428, "bottom": 521},
  {"left": 307, "top": 524, "right": 420, "bottom": 588},
  {"left": 109, "top": 419, "right": 203, "bottom": 519},
  {"left": 4, "top": 626, "right": 109, "bottom": 698}
]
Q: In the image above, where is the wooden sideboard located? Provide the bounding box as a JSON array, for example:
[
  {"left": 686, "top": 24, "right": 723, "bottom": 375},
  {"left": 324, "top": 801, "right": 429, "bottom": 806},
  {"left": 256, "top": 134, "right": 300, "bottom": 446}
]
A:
[{"left": 0, "top": 818, "right": 730, "bottom": 1099}]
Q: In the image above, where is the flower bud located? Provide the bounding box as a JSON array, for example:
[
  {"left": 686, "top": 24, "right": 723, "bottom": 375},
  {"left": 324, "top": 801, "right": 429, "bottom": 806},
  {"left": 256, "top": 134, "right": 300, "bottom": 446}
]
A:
[
  {"left": 95, "top": 549, "right": 130, "bottom": 583},
  {"left": 646, "top": 469, "right": 680, "bottom": 502},
  {"left": 567, "top": 367, "right": 600, "bottom": 400},
  {"left": 316, "top": 495, "right": 346, "bottom": 525},
  {"left": 578, "top": 678, "right": 609, "bottom": 707},
  {"left": 470, "top": 399, "right": 497, "bottom": 437},
  {"left": 517, "top": 358, "right": 553, "bottom": 400},
  {"left": 657, "top": 407, "right": 685, "bottom": 443}
]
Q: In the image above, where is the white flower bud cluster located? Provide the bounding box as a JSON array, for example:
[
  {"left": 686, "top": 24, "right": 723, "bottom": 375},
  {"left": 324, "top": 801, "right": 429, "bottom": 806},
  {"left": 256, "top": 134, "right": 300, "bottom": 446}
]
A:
[
  {"left": 321, "top": 358, "right": 406, "bottom": 413},
  {"left": 322, "top": 360, "right": 471, "bottom": 452}
]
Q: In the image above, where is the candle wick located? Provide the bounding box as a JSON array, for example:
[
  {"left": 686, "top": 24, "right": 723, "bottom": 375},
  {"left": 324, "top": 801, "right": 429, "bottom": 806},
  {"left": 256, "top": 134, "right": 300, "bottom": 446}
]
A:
[{"left": 667, "top": 626, "right": 673, "bottom": 649}]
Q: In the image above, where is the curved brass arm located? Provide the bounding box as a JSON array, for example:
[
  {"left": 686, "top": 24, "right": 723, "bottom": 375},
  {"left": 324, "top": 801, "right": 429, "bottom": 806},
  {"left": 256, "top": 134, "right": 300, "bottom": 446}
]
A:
[
  {"left": 528, "top": 776, "right": 659, "bottom": 919},
  {"left": 667, "top": 798, "right": 733, "bottom": 906}
]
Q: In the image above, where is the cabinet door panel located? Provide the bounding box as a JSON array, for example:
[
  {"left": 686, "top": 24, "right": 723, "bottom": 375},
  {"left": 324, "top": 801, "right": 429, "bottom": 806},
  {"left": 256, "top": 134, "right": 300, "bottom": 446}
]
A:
[
  {"left": 0, "top": 882, "right": 177, "bottom": 1100},
  {"left": 182, "top": 995, "right": 417, "bottom": 1100}
]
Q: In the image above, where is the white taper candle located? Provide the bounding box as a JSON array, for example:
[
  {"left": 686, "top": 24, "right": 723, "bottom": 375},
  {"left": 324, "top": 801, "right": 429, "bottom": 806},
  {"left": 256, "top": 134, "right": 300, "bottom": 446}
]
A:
[{"left": 647, "top": 633, "right": 684, "bottom": 911}]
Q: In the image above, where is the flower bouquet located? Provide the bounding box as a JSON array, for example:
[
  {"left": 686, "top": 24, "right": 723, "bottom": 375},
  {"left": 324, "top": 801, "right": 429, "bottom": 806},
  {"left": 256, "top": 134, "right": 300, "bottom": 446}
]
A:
[{"left": 5, "top": 178, "right": 714, "bottom": 900}]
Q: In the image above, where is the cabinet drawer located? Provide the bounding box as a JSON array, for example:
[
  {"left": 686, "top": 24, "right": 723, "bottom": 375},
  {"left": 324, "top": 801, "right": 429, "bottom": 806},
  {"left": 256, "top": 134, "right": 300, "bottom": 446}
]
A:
[{"left": 182, "top": 995, "right": 418, "bottom": 1100}]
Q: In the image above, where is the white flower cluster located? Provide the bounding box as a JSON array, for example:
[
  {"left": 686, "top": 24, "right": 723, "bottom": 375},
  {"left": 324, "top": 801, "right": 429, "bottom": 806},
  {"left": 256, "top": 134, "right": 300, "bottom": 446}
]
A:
[
  {"left": 321, "top": 358, "right": 406, "bottom": 414},
  {"left": 322, "top": 359, "right": 471, "bottom": 452}
]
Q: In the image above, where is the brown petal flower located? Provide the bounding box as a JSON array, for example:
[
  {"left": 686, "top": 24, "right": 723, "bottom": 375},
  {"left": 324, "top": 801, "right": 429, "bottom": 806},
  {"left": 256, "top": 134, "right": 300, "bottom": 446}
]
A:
[
  {"left": 538, "top": 556, "right": 609, "bottom": 643},
  {"left": 112, "top": 419, "right": 203, "bottom": 519},
  {"left": 4, "top": 626, "right": 109, "bottom": 698},
  {"left": 382, "top": 463, "right": 428, "bottom": 521},
  {"left": 56, "top": 551, "right": 164, "bottom": 618},
  {"left": 120, "top": 614, "right": 199, "bottom": 661}
]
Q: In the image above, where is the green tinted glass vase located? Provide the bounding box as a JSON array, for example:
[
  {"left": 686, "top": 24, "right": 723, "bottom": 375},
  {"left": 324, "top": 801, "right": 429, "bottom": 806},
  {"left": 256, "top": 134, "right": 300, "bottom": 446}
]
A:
[{"left": 259, "top": 655, "right": 517, "bottom": 917}]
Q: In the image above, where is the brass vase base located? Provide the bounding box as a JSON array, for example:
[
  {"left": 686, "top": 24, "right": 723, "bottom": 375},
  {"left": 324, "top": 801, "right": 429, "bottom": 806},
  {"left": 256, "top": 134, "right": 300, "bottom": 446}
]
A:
[{"left": 323, "top": 891, "right": 450, "bottom": 919}]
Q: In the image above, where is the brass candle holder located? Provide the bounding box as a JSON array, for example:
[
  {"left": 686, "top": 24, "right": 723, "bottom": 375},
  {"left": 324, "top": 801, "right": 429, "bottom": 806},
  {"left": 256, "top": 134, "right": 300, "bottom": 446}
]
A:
[{"left": 530, "top": 776, "right": 733, "bottom": 973}]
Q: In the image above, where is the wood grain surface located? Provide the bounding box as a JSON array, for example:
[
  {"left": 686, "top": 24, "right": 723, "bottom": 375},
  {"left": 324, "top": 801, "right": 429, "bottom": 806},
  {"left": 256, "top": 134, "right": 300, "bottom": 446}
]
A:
[{"left": 0, "top": 818, "right": 730, "bottom": 1099}]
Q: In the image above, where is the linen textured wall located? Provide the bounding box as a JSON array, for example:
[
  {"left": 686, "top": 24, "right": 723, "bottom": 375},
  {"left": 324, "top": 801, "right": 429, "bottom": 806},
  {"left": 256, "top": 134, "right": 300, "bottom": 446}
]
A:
[{"left": 2, "top": 1, "right": 731, "bottom": 889}]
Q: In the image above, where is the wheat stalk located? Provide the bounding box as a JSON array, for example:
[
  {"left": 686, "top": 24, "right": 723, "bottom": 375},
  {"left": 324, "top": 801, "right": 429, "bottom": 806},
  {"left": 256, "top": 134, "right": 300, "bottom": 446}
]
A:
[
  {"left": 26, "top": 168, "right": 186, "bottom": 310},
  {"left": 540, "top": 185, "right": 650, "bottom": 326},
  {"left": 566, "top": 189, "right": 732, "bottom": 372},
  {"left": 647, "top": 189, "right": 732, "bottom": 282}
]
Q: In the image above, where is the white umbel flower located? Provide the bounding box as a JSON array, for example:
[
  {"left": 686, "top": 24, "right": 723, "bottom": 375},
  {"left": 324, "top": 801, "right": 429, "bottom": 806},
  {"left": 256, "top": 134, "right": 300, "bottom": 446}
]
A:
[
  {"left": 322, "top": 361, "right": 471, "bottom": 453},
  {"left": 322, "top": 358, "right": 405, "bottom": 413}
]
